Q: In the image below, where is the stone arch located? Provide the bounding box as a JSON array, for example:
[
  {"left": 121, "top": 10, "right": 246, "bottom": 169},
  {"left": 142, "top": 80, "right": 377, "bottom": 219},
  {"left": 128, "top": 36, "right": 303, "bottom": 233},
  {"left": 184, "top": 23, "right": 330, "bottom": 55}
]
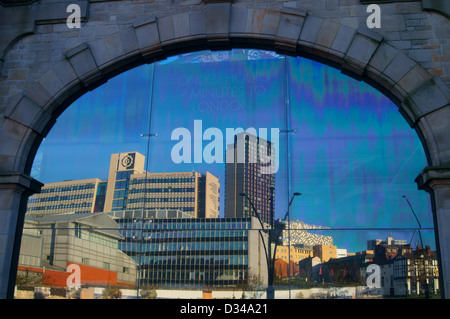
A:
[{"left": 1, "top": 3, "right": 450, "bottom": 298}]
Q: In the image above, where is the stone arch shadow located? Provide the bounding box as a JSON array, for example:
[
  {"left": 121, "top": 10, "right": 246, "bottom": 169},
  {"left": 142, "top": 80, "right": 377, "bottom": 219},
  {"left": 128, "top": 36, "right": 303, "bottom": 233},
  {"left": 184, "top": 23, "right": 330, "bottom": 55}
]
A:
[{"left": 2, "top": 4, "right": 450, "bottom": 298}]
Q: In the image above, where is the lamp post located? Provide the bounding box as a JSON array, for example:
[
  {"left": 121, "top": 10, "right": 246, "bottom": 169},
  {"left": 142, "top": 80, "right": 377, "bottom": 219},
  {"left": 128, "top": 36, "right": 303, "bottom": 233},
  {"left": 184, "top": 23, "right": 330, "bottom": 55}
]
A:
[
  {"left": 402, "top": 195, "right": 423, "bottom": 248},
  {"left": 402, "top": 195, "right": 429, "bottom": 299},
  {"left": 135, "top": 132, "right": 158, "bottom": 298},
  {"left": 286, "top": 192, "right": 301, "bottom": 298},
  {"left": 240, "top": 192, "right": 301, "bottom": 299}
]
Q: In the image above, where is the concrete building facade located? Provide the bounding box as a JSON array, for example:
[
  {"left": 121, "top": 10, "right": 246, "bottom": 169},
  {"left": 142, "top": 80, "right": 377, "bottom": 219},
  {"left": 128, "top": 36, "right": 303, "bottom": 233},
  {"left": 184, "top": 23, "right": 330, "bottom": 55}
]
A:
[
  {"left": 314, "top": 244, "right": 338, "bottom": 263},
  {"left": 25, "top": 151, "right": 221, "bottom": 219},
  {"left": 225, "top": 132, "right": 275, "bottom": 224},
  {"left": 107, "top": 211, "right": 269, "bottom": 289},
  {"left": 277, "top": 220, "right": 333, "bottom": 247},
  {"left": 275, "top": 244, "right": 314, "bottom": 264},
  {"left": 105, "top": 152, "right": 220, "bottom": 218},
  {"left": 0, "top": 0, "right": 449, "bottom": 299},
  {"left": 26, "top": 178, "right": 105, "bottom": 215},
  {"left": 18, "top": 212, "right": 138, "bottom": 287}
]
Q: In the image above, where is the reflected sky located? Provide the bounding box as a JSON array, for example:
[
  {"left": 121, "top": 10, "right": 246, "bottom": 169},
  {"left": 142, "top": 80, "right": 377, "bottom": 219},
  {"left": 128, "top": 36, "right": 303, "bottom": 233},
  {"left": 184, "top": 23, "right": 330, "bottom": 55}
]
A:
[{"left": 31, "top": 49, "right": 434, "bottom": 253}]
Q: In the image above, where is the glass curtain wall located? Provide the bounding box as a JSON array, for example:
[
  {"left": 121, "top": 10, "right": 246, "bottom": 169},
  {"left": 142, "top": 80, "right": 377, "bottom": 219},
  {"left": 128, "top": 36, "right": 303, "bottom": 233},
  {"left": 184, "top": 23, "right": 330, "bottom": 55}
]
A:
[{"left": 16, "top": 49, "right": 439, "bottom": 299}]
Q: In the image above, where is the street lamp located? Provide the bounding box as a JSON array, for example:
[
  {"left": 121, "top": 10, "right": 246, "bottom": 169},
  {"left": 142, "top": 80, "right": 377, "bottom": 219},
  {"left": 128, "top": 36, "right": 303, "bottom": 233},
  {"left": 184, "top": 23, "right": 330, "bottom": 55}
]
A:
[
  {"left": 402, "top": 195, "right": 423, "bottom": 248},
  {"left": 240, "top": 191, "right": 301, "bottom": 299},
  {"left": 402, "top": 195, "right": 429, "bottom": 299},
  {"left": 287, "top": 192, "right": 301, "bottom": 298},
  {"left": 135, "top": 132, "right": 158, "bottom": 298}
]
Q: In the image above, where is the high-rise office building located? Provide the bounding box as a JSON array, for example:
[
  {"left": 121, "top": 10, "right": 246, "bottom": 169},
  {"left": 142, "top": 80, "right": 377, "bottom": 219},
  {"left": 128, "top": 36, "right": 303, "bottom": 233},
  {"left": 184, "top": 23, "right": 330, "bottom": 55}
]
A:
[
  {"left": 19, "top": 212, "right": 137, "bottom": 287},
  {"left": 276, "top": 220, "right": 333, "bottom": 247},
  {"left": 27, "top": 178, "right": 106, "bottom": 215},
  {"left": 107, "top": 209, "right": 268, "bottom": 289},
  {"left": 27, "top": 151, "right": 220, "bottom": 219},
  {"left": 225, "top": 132, "right": 275, "bottom": 225},
  {"left": 104, "top": 152, "right": 220, "bottom": 218}
]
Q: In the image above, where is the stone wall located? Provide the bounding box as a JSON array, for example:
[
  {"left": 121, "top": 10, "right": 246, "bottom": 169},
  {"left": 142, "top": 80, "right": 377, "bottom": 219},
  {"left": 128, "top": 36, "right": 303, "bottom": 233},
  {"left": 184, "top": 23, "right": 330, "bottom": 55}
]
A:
[{"left": 0, "top": 0, "right": 449, "bottom": 299}]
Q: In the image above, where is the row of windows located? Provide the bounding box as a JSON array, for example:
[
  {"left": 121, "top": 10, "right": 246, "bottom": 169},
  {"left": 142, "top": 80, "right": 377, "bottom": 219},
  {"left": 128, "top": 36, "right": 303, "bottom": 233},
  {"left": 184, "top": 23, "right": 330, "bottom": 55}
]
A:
[
  {"left": 28, "top": 193, "right": 93, "bottom": 204},
  {"left": 141, "top": 269, "right": 247, "bottom": 285},
  {"left": 112, "top": 199, "right": 126, "bottom": 208},
  {"left": 96, "top": 263, "right": 129, "bottom": 273},
  {"left": 128, "top": 187, "right": 195, "bottom": 194},
  {"left": 74, "top": 223, "right": 118, "bottom": 248},
  {"left": 151, "top": 221, "right": 249, "bottom": 230},
  {"left": 113, "top": 189, "right": 128, "bottom": 199},
  {"left": 111, "top": 217, "right": 251, "bottom": 229},
  {"left": 136, "top": 255, "right": 248, "bottom": 266},
  {"left": 116, "top": 171, "right": 133, "bottom": 180},
  {"left": 117, "top": 221, "right": 250, "bottom": 231},
  {"left": 120, "top": 241, "right": 248, "bottom": 252},
  {"left": 119, "top": 229, "right": 248, "bottom": 240},
  {"left": 115, "top": 180, "right": 129, "bottom": 190},
  {"left": 27, "top": 202, "right": 91, "bottom": 211},
  {"left": 40, "top": 183, "right": 96, "bottom": 193},
  {"left": 130, "top": 177, "right": 196, "bottom": 185},
  {"left": 112, "top": 206, "right": 195, "bottom": 212},
  {"left": 127, "top": 197, "right": 195, "bottom": 204}
]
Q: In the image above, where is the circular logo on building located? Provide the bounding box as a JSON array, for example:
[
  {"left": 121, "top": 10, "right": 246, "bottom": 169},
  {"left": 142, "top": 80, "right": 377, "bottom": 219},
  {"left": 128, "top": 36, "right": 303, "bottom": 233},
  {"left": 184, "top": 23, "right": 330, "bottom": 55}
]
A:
[{"left": 121, "top": 154, "right": 134, "bottom": 168}]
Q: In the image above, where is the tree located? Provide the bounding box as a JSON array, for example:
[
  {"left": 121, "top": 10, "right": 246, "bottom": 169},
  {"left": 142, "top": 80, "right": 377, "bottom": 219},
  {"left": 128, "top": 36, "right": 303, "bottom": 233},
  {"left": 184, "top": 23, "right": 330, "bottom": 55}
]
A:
[
  {"left": 102, "top": 286, "right": 122, "bottom": 299},
  {"left": 140, "top": 288, "right": 157, "bottom": 299}
]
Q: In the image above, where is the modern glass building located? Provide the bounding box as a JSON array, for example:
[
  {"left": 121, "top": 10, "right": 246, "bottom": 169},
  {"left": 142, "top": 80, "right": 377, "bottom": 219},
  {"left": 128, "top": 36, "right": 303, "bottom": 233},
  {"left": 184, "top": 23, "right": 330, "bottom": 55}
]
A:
[
  {"left": 225, "top": 132, "right": 275, "bottom": 224},
  {"left": 26, "top": 178, "right": 105, "bottom": 215},
  {"left": 26, "top": 151, "right": 220, "bottom": 219},
  {"left": 104, "top": 152, "right": 221, "bottom": 218},
  {"left": 107, "top": 210, "right": 268, "bottom": 289}
]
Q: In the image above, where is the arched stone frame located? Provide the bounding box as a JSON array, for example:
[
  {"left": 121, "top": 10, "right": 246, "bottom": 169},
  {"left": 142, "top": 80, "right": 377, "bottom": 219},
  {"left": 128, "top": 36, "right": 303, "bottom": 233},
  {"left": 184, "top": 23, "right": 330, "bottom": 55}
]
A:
[{"left": 0, "top": 3, "right": 449, "bottom": 299}]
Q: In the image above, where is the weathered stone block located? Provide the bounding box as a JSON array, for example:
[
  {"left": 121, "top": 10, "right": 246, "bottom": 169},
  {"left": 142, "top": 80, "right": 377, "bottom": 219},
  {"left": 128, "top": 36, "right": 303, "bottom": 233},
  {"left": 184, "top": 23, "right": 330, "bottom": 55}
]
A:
[
  {"left": 402, "top": 77, "right": 450, "bottom": 127},
  {"left": 22, "top": 82, "right": 52, "bottom": 111},
  {"left": 298, "top": 15, "right": 323, "bottom": 52},
  {"left": 157, "top": 16, "right": 175, "bottom": 44},
  {"left": 0, "top": 117, "right": 28, "bottom": 158},
  {"left": 206, "top": 2, "right": 231, "bottom": 43},
  {"left": 118, "top": 26, "right": 140, "bottom": 57},
  {"left": 381, "top": 51, "right": 417, "bottom": 93},
  {"left": 417, "top": 105, "right": 450, "bottom": 166},
  {"left": 330, "top": 24, "right": 356, "bottom": 56},
  {"left": 229, "top": 6, "right": 248, "bottom": 36},
  {"left": 0, "top": 155, "right": 17, "bottom": 174},
  {"left": 189, "top": 10, "right": 206, "bottom": 37},
  {"left": 65, "top": 43, "right": 101, "bottom": 87},
  {"left": 275, "top": 8, "right": 306, "bottom": 51},
  {"left": 50, "top": 60, "right": 79, "bottom": 93},
  {"left": 132, "top": 16, "right": 162, "bottom": 57},
  {"left": 245, "top": 9, "right": 266, "bottom": 35},
  {"left": 365, "top": 42, "right": 397, "bottom": 87},
  {"left": 173, "top": 13, "right": 191, "bottom": 39},
  {"left": 313, "top": 20, "right": 340, "bottom": 58},
  {"left": 315, "top": 20, "right": 340, "bottom": 49},
  {"left": 397, "top": 64, "right": 432, "bottom": 94},
  {"left": 261, "top": 10, "right": 281, "bottom": 38},
  {"left": 342, "top": 27, "right": 383, "bottom": 76},
  {"left": 4, "top": 96, "right": 41, "bottom": 129},
  {"left": 90, "top": 26, "right": 139, "bottom": 71}
]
